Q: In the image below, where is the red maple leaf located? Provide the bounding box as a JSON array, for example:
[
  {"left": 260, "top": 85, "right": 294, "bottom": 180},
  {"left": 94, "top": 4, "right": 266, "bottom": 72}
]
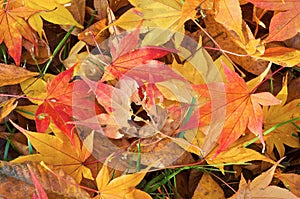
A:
[
  {"left": 35, "top": 65, "right": 100, "bottom": 145},
  {"left": 101, "top": 22, "right": 176, "bottom": 82}
]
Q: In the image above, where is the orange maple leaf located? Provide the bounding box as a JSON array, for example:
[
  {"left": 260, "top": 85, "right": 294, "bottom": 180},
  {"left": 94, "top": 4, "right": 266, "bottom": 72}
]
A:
[
  {"left": 0, "top": 2, "right": 37, "bottom": 65},
  {"left": 194, "top": 63, "right": 281, "bottom": 158}
]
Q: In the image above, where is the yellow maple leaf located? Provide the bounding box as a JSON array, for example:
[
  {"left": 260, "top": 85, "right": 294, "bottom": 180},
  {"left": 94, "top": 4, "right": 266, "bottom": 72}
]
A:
[
  {"left": 113, "top": 0, "right": 200, "bottom": 33},
  {"left": 15, "top": 0, "right": 83, "bottom": 37},
  {"left": 93, "top": 156, "right": 151, "bottom": 199},
  {"left": 263, "top": 76, "right": 300, "bottom": 158},
  {"left": 205, "top": 134, "right": 276, "bottom": 173},
  {"left": 10, "top": 121, "right": 93, "bottom": 183}
]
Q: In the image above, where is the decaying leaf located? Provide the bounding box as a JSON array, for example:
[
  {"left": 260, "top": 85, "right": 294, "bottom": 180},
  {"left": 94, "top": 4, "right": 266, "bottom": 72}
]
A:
[
  {"left": 0, "top": 161, "right": 90, "bottom": 199},
  {"left": 204, "top": 14, "right": 268, "bottom": 75},
  {"left": 0, "top": 64, "right": 38, "bottom": 86},
  {"left": 275, "top": 173, "right": 300, "bottom": 197},
  {"left": 192, "top": 173, "right": 225, "bottom": 199},
  {"left": 229, "top": 159, "right": 298, "bottom": 199}
]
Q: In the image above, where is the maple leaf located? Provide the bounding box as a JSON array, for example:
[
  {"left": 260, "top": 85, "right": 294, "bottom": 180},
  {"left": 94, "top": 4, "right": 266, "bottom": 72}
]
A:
[
  {"left": 205, "top": 134, "right": 276, "bottom": 173},
  {"left": 229, "top": 158, "right": 298, "bottom": 199},
  {"left": 214, "top": 0, "right": 245, "bottom": 44},
  {"left": 194, "top": 62, "right": 281, "bottom": 157},
  {"left": 77, "top": 76, "right": 136, "bottom": 139},
  {"left": 14, "top": 0, "right": 83, "bottom": 37},
  {"left": 11, "top": 122, "right": 93, "bottom": 183},
  {"left": 0, "top": 3, "right": 38, "bottom": 65},
  {"left": 101, "top": 23, "right": 176, "bottom": 82},
  {"left": 248, "top": 0, "right": 300, "bottom": 42},
  {"left": 35, "top": 65, "right": 98, "bottom": 145},
  {"left": 93, "top": 156, "right": 151, "bottom": 199},
  {"left": 263, "top": 77, "right": 300, "bottom": 158},
  {"left": 113, "top": 0, "right": 200, "bottom": 33}
]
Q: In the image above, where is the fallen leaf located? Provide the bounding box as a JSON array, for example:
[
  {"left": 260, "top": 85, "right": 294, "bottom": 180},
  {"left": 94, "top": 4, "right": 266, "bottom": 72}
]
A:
[
  {"left": 27, "top": 163, "right": 48, "bottom": 199},
  {"left": 215, "top": 0, "right": 245, "bottom": 44},
  {"left": 0, "top": 161, "right": 90, "bottom": 199},
  {"left": 15, "top": 105, "right": 38, "bottom": 120},
  {"left": 0, "top": 4, "right": 38, "bottom": 65},
  {"left": 204, "top": 14, "right": 268, "bottom": 75},
  {"left": 263, "top": 76, "right": 300, "bottom": 158},
  {"left": 94, "top": 0, "right": 109, "bottom": 19},
  {"left": 11, "top": 122, "right": 93, "bottom": 183},
  {"left": 100, "top": 23, "right": 181, "bottom": 84},
  {"left": 78, "top": 76, "right": 136, "bottom": 139},
  {"left": 21, "top": 38, "right": 51, "bottom": 65},
  {"left": 22, "top": 0, "right": 83, "bottom": 37},
  {"left": 0, "top": 98, "right": 18, "bottom": 122},
  {"left": 205, "top": 134, "right": 276, "bottom": 173},
  {"left": 192, "top": 173, "right": 225, "bottom": 199},
  {"left": 194, "top": 62, "right": 281, "bottom": 157},
  {"left": 259, "top": 47, "right": 300, "bottom": 67},
  {"left": 20, "top": 75, "right": 54, "bottom": 105},
  {"left": 230, "top": 158, "right": 298, "bottom": 199},
  {"left": 78, "top": 18, "right": 109, "bottom": 46},
  {"left": 0, "top": 64, "right": 38, "bottom": 86},
  {"left": 248, "top": 0, "right": 300, "bottom": 42},
  {"left": 34, "top": 66, "right": 97, "bottom": 145},
  {"left": 113, "top": 0, "right": 200, "bottom": 33},
  {"left": 61, "top": 0, "right": 86, "bottom": 35},
  {"left": 275, "top": 173, "right": 300, "bottom": 197},
  {"left": 93, "top": 156, "right": 151, "bottom": 199}
]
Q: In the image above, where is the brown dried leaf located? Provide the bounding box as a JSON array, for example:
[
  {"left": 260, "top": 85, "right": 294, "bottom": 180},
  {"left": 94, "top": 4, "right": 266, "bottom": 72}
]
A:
[
  {"left": 0, "top": 64, "right": 38, "bottom": 87},
  {"left": 204, "top": 14, "right": 268, "bottom": 75},
  {"left": 0, "top": 98, "right": 18, "bottom": 122},
  {"left": 78, "top": 18, "right": 109, "bottom": 46},
  {"left": 22, "top": 39, "right": 51, "bottom": 65},
  {"left": 0, "top": 161, "right": 90, "bottom": 199},
  {"left": 0, "top": 132, "right": 30, "bottom": 155},
  {"left": 94, "top": 0, "right": 109, "bottom": 19},
  {"left": 275, "top": 173, "right": 300, "bottom": 197},
  {"left": 192, "top": 173, "right": 225, "bottom": 199},
  {"left": 230, "top": 159, "right": 298, "bottom": 199}
]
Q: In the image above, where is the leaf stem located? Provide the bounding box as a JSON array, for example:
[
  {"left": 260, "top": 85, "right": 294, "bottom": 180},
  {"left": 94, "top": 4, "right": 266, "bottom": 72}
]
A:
[
  {"left": 42, "top": 26, "right": 75, "bottom": 75},
  {"left": 244, "top": 117, "right": 300, "bottom": 147},
  {"left": 251, "top": 65, "right": 284, "bottom": 93}
]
